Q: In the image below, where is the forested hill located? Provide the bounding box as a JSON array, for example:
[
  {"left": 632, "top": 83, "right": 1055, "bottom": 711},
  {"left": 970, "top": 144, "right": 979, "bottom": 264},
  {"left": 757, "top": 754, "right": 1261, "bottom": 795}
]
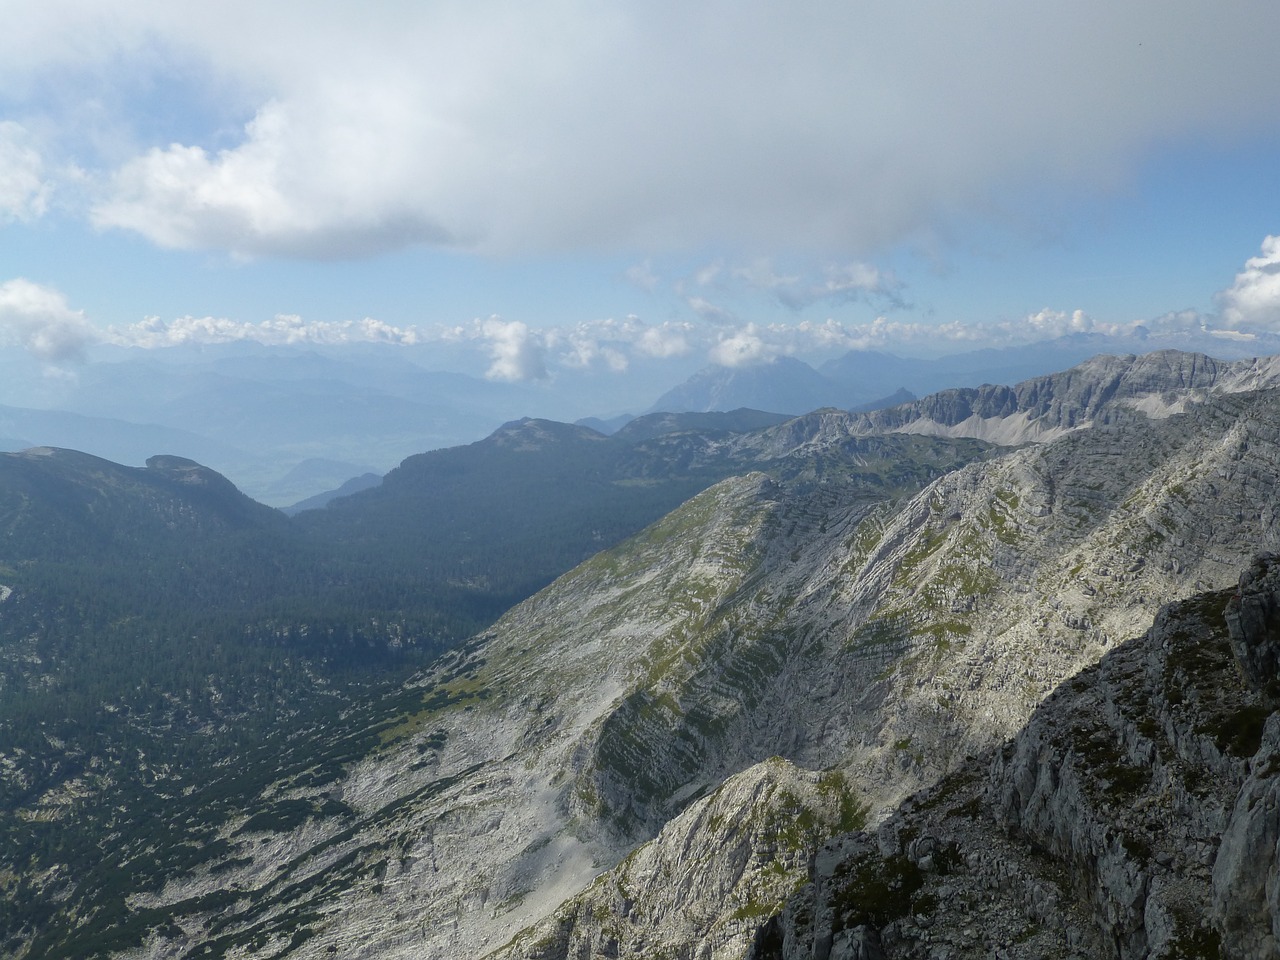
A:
[
  {"left": 0, "top": 410, "right": 995, "bottom": 721},
  {"left": 292, "top": 410, "right": 990, "bottom": 638}
]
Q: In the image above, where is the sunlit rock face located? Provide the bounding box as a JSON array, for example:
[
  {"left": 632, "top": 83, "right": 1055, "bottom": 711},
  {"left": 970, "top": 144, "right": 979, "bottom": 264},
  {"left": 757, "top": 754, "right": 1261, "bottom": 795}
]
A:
[{"left": 751, "top": 556, "right": 1280, "bottom": 960}]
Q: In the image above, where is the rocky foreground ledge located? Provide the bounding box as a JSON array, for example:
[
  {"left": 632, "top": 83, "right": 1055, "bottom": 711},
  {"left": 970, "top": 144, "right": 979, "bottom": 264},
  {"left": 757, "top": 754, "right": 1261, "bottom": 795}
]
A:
[{"left": 750, "top": 554, "right": 1280, "bottom": 960}]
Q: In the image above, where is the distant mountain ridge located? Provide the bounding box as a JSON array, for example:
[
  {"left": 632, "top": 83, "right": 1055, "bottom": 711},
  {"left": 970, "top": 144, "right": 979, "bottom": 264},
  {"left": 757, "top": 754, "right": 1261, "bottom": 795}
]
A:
[
  {"left": 645, "top": 332, "right": 1280, "bottom": 418},
  {"left": 4, "top": 332, "right": 1279, "bottom": 505},
  {"left": 846, "top": 349, "right": 1280, "bottom": 444},
  {"left": 649, "top": 356, "right": 843, "bottom": 414}
]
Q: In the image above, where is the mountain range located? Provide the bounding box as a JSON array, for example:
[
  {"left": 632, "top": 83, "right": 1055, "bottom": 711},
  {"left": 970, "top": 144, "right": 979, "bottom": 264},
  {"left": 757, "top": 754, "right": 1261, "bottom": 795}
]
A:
[
  {"left": 2, "top": 348, "right": 1279, "bottom": 957},
  {"left": 5, "top": 327, "right": 1280, "bottom": 507}
]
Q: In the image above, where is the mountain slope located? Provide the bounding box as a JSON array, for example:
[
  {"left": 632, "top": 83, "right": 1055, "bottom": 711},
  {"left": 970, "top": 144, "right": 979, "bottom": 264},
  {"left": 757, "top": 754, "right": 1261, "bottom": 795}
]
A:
[
  {"left": 752, "top": 554, "right": 1280, "bottom": 959},
  {"left": 648, "top": 357, "right": 841, "bottom": 414},
  {"left": 294, "top": 412, "right": 989, "bottom": 638},
  {"left": 0, "top": 423, "right": 990, "bottom": 959},
  {"left": 481, "top": 386, "right": 1280, "bottom": 960}
]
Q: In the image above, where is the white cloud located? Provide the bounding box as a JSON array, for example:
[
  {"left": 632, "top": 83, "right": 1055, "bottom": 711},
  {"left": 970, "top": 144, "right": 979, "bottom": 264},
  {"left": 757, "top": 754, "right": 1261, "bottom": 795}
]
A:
[
  {"left": 692, "top": 262, "right": 722, "bottom": 289},
  {"left": 0, "top": 122, "right": 51, "bottom": 222},
  {"left": 102, "top": 306, "right": 1137, "bottom": 368},
  {"left": 0, "top": 278, "right": 98, "bottom": 361},
  {"left": 557, "top": 329, "right": 629, "bottom": 373},
  {"left": 6, "top": 1, "right": 1278, "bottom": 259},
  {"left": 548, "top": 316, "right": 698, "bottom": 371},
  {"left": 687, "top": 297, "right": 734, "bottom": 323},
  {"left": 1217, "top": 235, "right": 1280, "bottom": 330},
  {"left": 709, "top": 324, "right": 777, "bottom": 368},
  {"left": 1022, "top": 308, "right": 1096, "bottom": 337},
  {"left": 818, "top": 263, "right": 901, "bottom": 305},
  {"left": 91, "top": 102, "right": 456, "bottom": 258},
  {"left": 479, "top": 317, "right": 547, "bottom": 382},
  {"left": 635, "top": 323, "right": 691, "bottom": 359},
  {"left": 685, "top": 306, "right": 1167, "bottom": 364},
  {"left": 624, "top": 260, "right": 660, "bottom": 293},
  {"left": 106, "top": 310, "right": 702, "bottom": 381}
]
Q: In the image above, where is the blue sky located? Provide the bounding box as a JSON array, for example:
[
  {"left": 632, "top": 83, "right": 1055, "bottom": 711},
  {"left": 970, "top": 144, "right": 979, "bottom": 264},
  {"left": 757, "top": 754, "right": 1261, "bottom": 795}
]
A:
[{"left": 2, "top": 1, "right": 1280, "bottom": 384}]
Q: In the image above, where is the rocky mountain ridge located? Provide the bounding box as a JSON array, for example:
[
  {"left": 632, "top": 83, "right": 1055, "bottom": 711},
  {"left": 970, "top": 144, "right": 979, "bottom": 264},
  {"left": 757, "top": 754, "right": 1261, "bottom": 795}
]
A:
[
  {"left": 847, "top": 349, "right": 1280, "bottom": 444},
  {"left": 474, "top": 384, "right": 1280, "bottom": 960}
]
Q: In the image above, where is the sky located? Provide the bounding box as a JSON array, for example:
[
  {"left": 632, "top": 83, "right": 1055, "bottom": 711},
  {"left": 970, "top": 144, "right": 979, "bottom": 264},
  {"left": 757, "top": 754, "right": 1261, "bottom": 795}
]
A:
[{"left": 2, "top": 0, "right": 1280, "bottom": 386}]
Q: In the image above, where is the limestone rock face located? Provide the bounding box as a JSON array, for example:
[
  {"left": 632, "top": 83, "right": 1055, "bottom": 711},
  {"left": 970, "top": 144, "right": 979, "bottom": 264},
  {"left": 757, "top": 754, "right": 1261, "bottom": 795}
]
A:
[
  {"left": 1225, "top": 552, "right": 1280, "bottom": 691},
  {"left": 752, "top": 565, "right": 1280, "bottom": 959},
  {"left": 493, "top": 758, "right": 865, "bottom": 960},
  {"left": 1212, "top": 715, "right": 1280, "bottom": 959}
]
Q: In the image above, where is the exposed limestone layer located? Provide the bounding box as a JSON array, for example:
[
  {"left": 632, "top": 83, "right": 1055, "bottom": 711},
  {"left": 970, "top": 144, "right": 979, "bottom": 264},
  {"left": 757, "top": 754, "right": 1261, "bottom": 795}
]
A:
[{"left": 751, "top": 557, "right": 1280, "bottom": 959}]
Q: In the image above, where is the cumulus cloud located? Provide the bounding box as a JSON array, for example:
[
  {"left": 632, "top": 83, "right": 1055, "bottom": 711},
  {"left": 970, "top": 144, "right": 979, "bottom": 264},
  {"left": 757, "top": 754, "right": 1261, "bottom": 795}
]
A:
[
  {"left": 105, "top": 309, "right": 704, "bottom": 381},
  {"left": 709, "top": 324, "right": 778, "bottom": 368},
  {"left": 635, "top": 322, "right": 691, "bottom": 359},
  {"left": 0, "top": 122, "right": 51, "bottom": 222},
  {"left": 91, "top": 102, "right": 457, "bottom": 258},
  {"left": 6, "top": 1, "right": 1279, "bottom": 259},
  {"left": 478, "top": 318, "right": 547, "bottom": 382},
  {"left": 685, "top": 306, "right": 1185, "bottom": 365},
  {"left": 556, "top": 328, "right": 629, "bottom": 373},
  {"left": 0, "top": 278, "right": 98, "bottom": 361},
  {"left": 687, "top": 296, "right": 734, "bottom": 323},
  {"left": 1217, "top": 235, "right": 1280, "bottom": 330},
  {"left": 105, "top": 306, "right": 1148, "bottom": 370}
]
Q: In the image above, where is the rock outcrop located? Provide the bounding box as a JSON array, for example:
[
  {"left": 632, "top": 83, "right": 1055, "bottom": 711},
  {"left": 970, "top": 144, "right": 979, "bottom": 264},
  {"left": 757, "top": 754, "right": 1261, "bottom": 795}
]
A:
[
  {"left": 1225, "top": 552, "right": 1280, "bottom": 692},
  {"left": 752, "top": 557, "right": 1280, "bottom": 959}
]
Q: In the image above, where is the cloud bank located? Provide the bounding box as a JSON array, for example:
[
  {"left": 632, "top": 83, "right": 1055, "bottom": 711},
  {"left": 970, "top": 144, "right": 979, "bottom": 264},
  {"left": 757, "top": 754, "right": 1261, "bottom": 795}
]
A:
[
  {"left": 5, "top": 1, "right": 1280, "bottom": 260},
  {"left": 5, "top": 235, "right": 1278, "bottom": 380}
]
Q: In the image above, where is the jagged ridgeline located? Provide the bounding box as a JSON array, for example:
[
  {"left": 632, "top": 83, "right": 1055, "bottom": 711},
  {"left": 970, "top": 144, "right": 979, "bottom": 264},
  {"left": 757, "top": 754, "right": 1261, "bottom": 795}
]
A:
[
  {"left": 5, "top": 350, "right": 1280, "bottom": 959},
  {"left": 0, "top": 411, "right": 990, "bottom": 958}
]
